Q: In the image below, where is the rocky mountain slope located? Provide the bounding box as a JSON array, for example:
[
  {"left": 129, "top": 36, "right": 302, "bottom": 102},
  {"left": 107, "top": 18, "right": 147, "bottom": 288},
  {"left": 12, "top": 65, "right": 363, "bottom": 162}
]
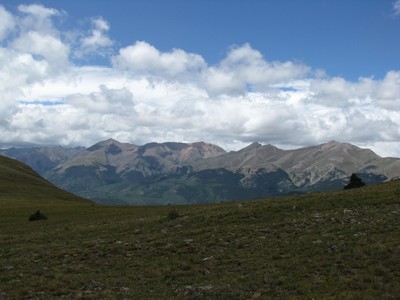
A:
[
  {"left": 195, "top": 141, "right": 397, "bottom": 187},
  {"left": 54, "top": 139, "right": 226, "bottom": 175},
  {"left": 2, "top": 139, "right": 399, "bottom": 205}
]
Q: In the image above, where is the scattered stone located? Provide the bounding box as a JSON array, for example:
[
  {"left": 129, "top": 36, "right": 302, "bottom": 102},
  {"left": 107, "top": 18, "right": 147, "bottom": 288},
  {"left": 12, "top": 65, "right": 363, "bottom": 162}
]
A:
[
  {"left": 201, "top": 268, "right": 210, "bottom": 276},
  {"left": 179, "top": 285, "right": 213, "bottom": 296},
  {"left": 313, "top": 239, "right": 323, "bottom": 244},
  {"left": 252, "top": 291, "right": 262, "bottom": 299},
  {"left": 3, "top": 265, "right": 14, "bottom": 271},
  {"left": 199, "top": 285, "right": 213, "bottom": 292},
  {"left": 80, "top": 280, "right": 105, "bottom": 291},
  {"left": 202, "top": 256, "right": 214, "bottom": 261}
]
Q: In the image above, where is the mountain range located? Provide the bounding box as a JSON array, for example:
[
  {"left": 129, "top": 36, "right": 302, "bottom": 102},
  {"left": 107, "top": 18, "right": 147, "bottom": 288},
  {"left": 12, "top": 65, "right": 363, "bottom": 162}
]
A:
[{"left": 1, "top": 139, "right": 399, "bottom": 205}]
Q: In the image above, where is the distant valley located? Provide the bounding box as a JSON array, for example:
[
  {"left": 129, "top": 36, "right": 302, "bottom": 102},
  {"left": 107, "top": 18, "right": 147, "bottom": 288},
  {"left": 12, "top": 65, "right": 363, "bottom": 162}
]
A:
[{"left": 1, "top": 139, "right": 399, "bottom": 205}]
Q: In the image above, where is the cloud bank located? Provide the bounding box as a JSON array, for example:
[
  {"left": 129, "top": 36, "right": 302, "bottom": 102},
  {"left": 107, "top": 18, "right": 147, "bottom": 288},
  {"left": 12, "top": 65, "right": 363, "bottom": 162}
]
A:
[{"left": 0, "top": 4, "right": 399, "bottom": 157}]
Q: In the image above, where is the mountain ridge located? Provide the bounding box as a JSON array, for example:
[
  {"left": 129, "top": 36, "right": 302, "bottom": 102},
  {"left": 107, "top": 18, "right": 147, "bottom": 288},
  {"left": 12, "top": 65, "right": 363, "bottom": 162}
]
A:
[{"left": 1, "top": 139, "right": 399, "bottom": 205}]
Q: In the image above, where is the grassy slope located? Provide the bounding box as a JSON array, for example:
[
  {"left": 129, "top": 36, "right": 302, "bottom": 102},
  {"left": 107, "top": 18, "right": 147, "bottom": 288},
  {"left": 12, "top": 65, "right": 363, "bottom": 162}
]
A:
[
  {"left": 0, "top": 155, "right": 89, "bottom": 206},
  {"left": 0, "top": 170, "right": 399, "bottom": 299}
]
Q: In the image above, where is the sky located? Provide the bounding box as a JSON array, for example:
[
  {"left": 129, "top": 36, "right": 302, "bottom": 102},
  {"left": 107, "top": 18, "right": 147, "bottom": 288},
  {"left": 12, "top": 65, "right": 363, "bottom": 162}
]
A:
[{"left": 0, "top": 0, "right": 399, "bottom": 157}]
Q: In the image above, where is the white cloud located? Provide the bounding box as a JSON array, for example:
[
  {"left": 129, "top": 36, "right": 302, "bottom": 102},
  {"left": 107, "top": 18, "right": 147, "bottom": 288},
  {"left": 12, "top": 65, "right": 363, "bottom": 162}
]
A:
[
  {"left": 18, "top": 4, "right": 59, "bottom": 17},
  {"left": 77, "top": 17, "right": 113, "bottom": 57},
  {"left": 17, "top": 4, "right": 62, "bottom": 35},
  {"left": 67, "top": 85, "right": 135, "bottom": 115},
  {"left": 0, "top": 4, "right": 70, "bottom": 72},
  {"left": 0, "top": 6, "right": 15, "bottom": 40},
  {"left": 203, "top": 43, "right": 310, "bottom": 96},
  {"left": 0, "top": 4, "right": 399, "bottom": 158},
  {"left": 374, "top": 71, "right": 400, "bottom": 110},
  {"left": 0, "top": 47, "right": 49, "bottom": 126},
  {"left": 12, "top": 31, "right": 70, "bottom": 69},
  {"left": 393, "top": 0, "right": 400, "bottom": 16},
  {"left": 112, "top": 41, "right": 206, "bottom": 77}
]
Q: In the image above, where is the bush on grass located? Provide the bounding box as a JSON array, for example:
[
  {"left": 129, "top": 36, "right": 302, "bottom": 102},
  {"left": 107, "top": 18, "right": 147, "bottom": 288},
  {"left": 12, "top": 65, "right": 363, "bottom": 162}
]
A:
[
  {"left": 167, "top": 209, "right": 180, "bottom": 221},
  {"left": 29, "top": 210, "right": 48, "bottom": 221}
]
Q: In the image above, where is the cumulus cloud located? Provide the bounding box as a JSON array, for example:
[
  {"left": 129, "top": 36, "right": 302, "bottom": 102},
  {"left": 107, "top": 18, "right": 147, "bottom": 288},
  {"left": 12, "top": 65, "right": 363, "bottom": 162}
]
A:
[
  {"left": 0, "top": 4, "right": 400, "bottom": 158},
  {"left": 112, "top": 41, "right": 206, "bottom": 77},
  {"left": 0, "top": 44, "right": 50, "bottom": 126},
  {"left": 12, "top": 31, "right": 70, "bottom": 69},
  {"left": 77, "top": 17, "right": 113, "bottom": 57},
  {"left": 374, "top": 71, "right": 400, "bottom": 110},
  {"left": 17, "top": 4, "right": 62, "bottom": 35},
  {"left": 4, "top": 4, "right": 71, "bottom": 72},
  {"left": 67, "top": 85, "right": 134, "bottom": 115},
  {"left": 203, "top": 43, "right": 310, "bottom": 96},
  {"left": 0, "top": 6, "right": 15, "bottom": 40},
  {"left": 112, "top": 42, "right": 309, "bottom": 97}
]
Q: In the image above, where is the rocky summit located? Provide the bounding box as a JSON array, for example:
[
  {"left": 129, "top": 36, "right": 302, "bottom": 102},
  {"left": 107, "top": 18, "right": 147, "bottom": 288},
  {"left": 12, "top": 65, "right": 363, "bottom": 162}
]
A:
[{"left": 2, "top": 140, "right": 399, "bottom": 205}]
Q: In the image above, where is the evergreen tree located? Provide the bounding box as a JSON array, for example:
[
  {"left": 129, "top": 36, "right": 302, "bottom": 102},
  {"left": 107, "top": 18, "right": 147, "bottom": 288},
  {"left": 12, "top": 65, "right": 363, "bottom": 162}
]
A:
[{"left": 344, "top": 173, "right": 365, "bottom": 190}]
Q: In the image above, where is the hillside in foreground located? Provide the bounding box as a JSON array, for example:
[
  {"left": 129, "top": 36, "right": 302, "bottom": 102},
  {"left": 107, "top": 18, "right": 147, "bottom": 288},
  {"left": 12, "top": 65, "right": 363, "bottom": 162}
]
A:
[
  {"left": 1, "top": 176, "right": 400, "bottom": 298},
  {"left": 0, "top": 155, "right": 89, "bottom": 207}
]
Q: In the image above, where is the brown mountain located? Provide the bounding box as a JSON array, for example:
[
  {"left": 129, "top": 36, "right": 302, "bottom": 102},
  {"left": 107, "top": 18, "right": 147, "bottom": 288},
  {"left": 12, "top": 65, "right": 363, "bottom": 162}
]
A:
[
  {"left": 2, "top": 139, "right": 399, "bottom": 205},
  {"left": 55, "top": 138, "right": 226, "bottom": 175},
  {"left": 196, "top": 140, "right": 396, "bottom": 187}
]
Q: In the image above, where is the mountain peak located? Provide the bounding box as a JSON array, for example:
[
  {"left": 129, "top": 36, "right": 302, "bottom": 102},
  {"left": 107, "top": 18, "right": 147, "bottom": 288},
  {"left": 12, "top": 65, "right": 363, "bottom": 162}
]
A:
[
  {"left": 242, "top": 142, "right": 262, "bottom": 150},
  {"left": 320, "top": 141, "right": 379, "bottom": 158},
  {"left": 87, "top": 138, "right": 125, "bottom": 152},
  {"left": 326, "top": 140, "right": 339, "bottom": 145},
  {"left": 99, "top": 138, "right": 121, "bottom": 145}
]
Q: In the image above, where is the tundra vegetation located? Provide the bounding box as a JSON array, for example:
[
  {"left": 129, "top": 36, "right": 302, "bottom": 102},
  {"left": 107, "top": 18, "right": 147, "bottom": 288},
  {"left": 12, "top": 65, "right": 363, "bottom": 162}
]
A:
[{"left": 1, "top": 155, "right": 400, "bottom": 298}]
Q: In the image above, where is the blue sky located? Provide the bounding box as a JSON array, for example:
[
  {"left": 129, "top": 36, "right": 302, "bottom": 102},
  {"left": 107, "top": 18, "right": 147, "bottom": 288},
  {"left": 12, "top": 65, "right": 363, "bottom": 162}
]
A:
[
  {"left": 0, "top": 0, "right": 399, "bottom": 157},
  {"left": 4, "top": 0, "right": 397, "bottom": 80}
]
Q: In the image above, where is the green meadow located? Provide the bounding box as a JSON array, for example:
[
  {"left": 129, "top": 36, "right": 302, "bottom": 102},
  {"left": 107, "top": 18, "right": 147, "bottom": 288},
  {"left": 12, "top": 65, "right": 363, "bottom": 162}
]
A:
[{"left": 1, "top": 155, "right": 400, "bottom": 298}]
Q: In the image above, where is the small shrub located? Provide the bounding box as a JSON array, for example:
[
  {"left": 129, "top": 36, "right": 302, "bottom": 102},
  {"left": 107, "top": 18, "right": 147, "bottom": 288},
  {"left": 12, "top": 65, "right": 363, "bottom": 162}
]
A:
[
  {"left": 29, "top": 210, "right": 48, "bottom": 221},
  {"left": 167, "top": 209, "right": 180, "bottom": 221}
]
